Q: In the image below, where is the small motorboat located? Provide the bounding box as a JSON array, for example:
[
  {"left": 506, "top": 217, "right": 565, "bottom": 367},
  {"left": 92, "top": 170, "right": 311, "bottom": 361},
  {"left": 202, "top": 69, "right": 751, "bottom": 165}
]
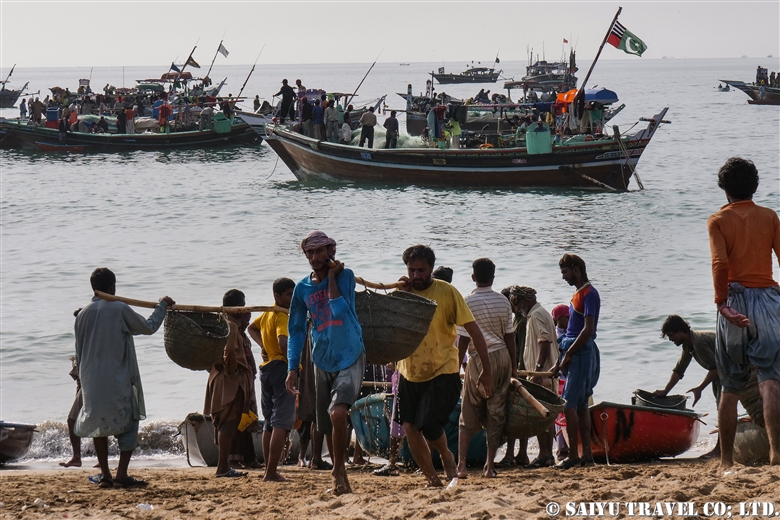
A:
[
  {"left": 716, "top": 84, "right": 731, "bottom": 92},
  {"left": 0, "top": 421, "right": 37, "bottom": 464},
  {"left": 589, "top": 401, "right": 701, "bottom": 463},
  {"left": 351, "top": 393, "right": 487, "bottom": 467}
]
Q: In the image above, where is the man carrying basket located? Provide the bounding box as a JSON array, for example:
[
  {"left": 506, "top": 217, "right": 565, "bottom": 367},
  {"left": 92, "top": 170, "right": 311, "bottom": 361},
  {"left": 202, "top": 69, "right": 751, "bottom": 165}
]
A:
[{"left": 286, "top": 231, "right": 365, "bottom": 495}]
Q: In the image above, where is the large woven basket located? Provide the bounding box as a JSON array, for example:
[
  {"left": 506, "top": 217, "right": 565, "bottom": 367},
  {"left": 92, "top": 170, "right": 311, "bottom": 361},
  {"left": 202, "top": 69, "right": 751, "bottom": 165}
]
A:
[
  {"left": 164, "top": 311, "right": 230, "bottom": 371},
  {"left": 503, "top": 380, "right": 566, "bottom": 440},
  {"left": 355, "top": 290, "right": 437, "bottom": 365}
]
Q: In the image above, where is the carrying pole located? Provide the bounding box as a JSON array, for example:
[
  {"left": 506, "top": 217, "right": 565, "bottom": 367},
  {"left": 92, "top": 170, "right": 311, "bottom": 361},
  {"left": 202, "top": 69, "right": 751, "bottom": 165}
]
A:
[
  {"left": 574, "top": 6, "right": 622, "bottom": 112},
  {"left": 346, "top": 49, "right": 383, "bottom": 108}
]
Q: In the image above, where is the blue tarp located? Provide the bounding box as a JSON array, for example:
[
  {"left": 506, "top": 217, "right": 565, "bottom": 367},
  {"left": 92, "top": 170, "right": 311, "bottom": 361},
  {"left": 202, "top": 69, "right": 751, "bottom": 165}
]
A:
[{"left": 584, "top": 88, "right": 619, "bottom": 104}]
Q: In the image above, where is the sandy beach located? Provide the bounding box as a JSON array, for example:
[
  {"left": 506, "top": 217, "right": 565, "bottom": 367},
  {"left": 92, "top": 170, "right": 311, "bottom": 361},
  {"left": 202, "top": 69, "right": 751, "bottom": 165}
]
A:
[{"left": 1, "top": 459, "right": 778, "bottom": 519}]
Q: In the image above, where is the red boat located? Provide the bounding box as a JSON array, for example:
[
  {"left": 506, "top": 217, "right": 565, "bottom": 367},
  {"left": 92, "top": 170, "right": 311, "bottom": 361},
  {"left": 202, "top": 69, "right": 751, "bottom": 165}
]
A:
[{"left": 588, "top": 401, "right": 701, "bottom": 463}]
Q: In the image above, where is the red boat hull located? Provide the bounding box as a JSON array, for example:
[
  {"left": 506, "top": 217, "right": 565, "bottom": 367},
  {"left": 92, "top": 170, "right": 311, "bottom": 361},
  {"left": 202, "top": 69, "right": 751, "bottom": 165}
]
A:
[{"left": 588, "top": 402, "right": 701, "bottom": 463}]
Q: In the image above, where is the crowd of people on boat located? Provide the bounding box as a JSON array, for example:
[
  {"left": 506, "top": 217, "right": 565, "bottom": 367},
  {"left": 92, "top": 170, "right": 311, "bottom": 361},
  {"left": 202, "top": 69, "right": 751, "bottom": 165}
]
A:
[
  {"left": 755, "top": 66, "right": 778, "bottom": 87},
  {"left": 61, "top": 157, "right": 780, "bottom": 491}
]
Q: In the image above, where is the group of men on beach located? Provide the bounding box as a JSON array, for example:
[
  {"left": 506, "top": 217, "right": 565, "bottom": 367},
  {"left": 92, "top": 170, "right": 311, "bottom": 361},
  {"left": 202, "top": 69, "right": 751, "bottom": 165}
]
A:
[{"left": 68, "top": 156, "right": 779, "bottom": 490}]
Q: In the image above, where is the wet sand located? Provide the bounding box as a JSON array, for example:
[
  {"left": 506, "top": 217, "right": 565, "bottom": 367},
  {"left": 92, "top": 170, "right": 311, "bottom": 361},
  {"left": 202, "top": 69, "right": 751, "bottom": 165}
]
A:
[{"left": 1, "top": 460, "right": 778, "bottom": 519}]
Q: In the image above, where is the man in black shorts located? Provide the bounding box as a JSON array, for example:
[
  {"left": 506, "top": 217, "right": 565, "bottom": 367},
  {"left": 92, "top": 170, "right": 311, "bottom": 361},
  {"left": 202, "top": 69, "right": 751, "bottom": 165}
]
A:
[{"left": 396, "top": 245, "right": 493, "bottom": 487}]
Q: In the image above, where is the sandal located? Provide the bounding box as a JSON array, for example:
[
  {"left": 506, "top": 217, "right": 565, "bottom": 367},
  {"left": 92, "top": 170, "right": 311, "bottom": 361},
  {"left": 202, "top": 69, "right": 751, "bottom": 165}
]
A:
[
  {"left": 554, "top": 457, "right": 581, "bottom": 470},
  {"left": 113, "top": 476, "right": 148, "bottom": 488},
  {"left": 525, "top": 456, "right": 555, "bottom": 469},
  {"left": 98, "top": 476, "right": 114, "bottom": 489},
  {"left": 216, "top": 469, "right": 247, "bottom": 478}
]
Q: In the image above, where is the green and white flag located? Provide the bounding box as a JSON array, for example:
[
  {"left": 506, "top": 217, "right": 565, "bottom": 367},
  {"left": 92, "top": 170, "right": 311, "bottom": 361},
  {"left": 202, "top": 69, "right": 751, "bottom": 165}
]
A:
[{"left": 607, "top": 20, "right": 647, "bottom": 57}]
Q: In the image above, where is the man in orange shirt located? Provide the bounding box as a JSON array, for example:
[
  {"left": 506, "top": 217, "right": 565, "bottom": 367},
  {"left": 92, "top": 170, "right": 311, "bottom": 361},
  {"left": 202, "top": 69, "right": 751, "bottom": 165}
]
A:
[{"left": 707, "top": 157, "right": 780, "bottom": 470}]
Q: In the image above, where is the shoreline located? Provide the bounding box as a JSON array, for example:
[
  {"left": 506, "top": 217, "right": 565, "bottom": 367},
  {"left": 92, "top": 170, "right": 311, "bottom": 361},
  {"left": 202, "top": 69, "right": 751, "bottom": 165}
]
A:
[{"left": 0, "top": 460, "right": 778, "bottom": 519}]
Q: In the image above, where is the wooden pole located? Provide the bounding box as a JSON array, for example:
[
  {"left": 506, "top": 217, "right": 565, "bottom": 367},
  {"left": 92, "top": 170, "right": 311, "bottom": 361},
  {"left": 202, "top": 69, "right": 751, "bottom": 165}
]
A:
[
  {"left": 517, "top": 370, "right": 555, "bottom": 378},
  {"left": 234, "top": 46, "right": 265, "bottom": 109},
  {"left": 574, "top": 5, "right": 622, "bottom": 111},
  {"left": 510, "top": 378, "right": 550, "bottom": 417},
  {"left": 2, "top": 64, "right": 15, "bottom": 85},
  {"left": 94, "top": 290, "right": 288, "bottom": 314},
  {"left": 347, "top": 49, "right": 383, "bottom": 108}
]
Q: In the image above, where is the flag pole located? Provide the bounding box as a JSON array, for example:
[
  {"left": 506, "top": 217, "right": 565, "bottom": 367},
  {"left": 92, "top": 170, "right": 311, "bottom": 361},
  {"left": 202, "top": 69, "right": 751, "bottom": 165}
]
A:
[
  {"left": 576, "top": 5, "right": 622, "bottom": 106},
  {"left": 205, "top": 30, "right": 227, "bottom": 81},
  {"left": 179, "top": 44, "right": 198, "bottom": 76},
  {"left": 2, "top": 64, "right": 16, "bottom": 85}
]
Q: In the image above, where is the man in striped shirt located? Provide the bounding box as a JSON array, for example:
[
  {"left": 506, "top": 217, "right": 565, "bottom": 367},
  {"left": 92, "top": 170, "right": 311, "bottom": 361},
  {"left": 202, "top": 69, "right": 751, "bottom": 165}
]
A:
[{"left": 456, "top": 258, "right": 516, "bottom": 478}]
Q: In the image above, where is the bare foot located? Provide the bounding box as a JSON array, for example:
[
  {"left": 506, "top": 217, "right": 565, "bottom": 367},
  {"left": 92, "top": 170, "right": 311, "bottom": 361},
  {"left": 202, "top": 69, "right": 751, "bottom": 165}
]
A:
[
  {"left": 352, "top": 457, "right": 367, "bottom": 465},
  {"left": 263, "top": 472, "right": 288, "bottom": 482},
  {"left": 483, "top": 466, "right": 497, "bottom": 478},
  {"left": 93, "top": 463, "right": 101, "bottom": 469},
  {"left": 718, "top": 460, "right": 734, "bottom": 473},
  {"left": 298, "top": 459, "right": 308, "bottom": 468},
  {"left": 329, "top": 474, "right": 352, "bottom": 495},
  {"left": 440, "top": 450, "right": 458, "bottom": 481},
  {"left": 59, "top": 458, "right": 82, "bottom": 468},
  {"left": 424, "top": 474, "right": 444, "bottom": 487}
]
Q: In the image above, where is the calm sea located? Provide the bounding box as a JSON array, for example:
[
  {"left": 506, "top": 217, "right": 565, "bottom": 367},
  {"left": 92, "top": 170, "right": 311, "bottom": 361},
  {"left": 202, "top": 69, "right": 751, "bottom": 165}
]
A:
[{"left": 1, "top": 58, "right": 778, "bottom": 459}]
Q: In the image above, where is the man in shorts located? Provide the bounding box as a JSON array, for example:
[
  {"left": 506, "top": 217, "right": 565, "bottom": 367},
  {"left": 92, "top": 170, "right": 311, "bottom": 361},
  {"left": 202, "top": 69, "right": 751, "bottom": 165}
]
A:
[
  {"left": 707, "top": 157, "right": 780, "bottom": 469},
  {"left": 552, "top": 254, "right": 600, "bottom": 469},
  {"left": 396, "top": 245, "right": 492, "bottom": 487},
  {"left": 286, "top": 231, "right": 365, "bottom": 495},
  {"left": 248, "top": 277, "right": 297, "bottom": 481}
]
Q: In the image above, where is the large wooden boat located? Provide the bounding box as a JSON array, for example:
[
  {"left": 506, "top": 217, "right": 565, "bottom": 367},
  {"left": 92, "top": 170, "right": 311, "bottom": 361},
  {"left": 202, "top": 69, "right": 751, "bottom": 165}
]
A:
[
  {"left": 433, "top": 65, "right": 502, "bottom": 85},
  {"left": 0, "top": 421, "right": 36, "bottom": 464},
  {"left": 264, "top": 108, "right": 668, "bottom": 191},
  {"left": 0, "top": 116, "right": 260, "bottom": 152},
  {"left": 504, "top": 59, "right": 578, "bottom": 93},
  {"left": 0, "top": 82, "right": 28, "bottom": 109},
  {"left": 720, "top": 80, "right": 780, "bottom": 105},
  {"left": 588, "top": 401, "right": 701, "bottom": 463}
]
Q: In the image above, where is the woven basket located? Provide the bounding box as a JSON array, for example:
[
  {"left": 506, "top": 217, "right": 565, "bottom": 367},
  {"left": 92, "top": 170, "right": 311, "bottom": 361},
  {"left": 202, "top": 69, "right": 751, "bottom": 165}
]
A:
[
  {"left": 355, "top": 290, "right": 437, "bottom": 365},
  {"left": 164, "top": 311, "right": 230, "bottom": 371},
  {"left": 503, "top": 380, "right": 566, "bottom": 440},
  {"left": 632, "top": 389, "right": 688, "bottom": 410}
]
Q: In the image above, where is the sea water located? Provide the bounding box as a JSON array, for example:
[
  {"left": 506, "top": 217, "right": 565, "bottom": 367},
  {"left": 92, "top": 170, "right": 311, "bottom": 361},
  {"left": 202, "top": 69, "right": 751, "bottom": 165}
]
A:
[{"left": 1, "top": 58, "right": 778, "bottom": 460}]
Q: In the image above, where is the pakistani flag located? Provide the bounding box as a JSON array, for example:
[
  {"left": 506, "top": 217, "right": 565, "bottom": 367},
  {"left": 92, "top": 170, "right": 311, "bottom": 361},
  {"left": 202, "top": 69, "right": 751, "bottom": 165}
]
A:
[{"left": 607, "top": 20, "right": 647, "bottom": 56}]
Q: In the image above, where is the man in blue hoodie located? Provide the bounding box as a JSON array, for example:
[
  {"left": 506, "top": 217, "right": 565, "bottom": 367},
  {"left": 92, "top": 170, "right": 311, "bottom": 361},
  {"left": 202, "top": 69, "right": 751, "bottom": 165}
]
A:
[{"left": 286, "top": 230, "right": 365, "bottom": 495}]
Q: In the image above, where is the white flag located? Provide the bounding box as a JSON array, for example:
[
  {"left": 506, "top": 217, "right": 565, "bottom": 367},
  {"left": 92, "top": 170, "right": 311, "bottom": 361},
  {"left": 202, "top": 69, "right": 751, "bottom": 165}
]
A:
[{"left": 218, "top": 43, "right": 229, "bottom": 58}]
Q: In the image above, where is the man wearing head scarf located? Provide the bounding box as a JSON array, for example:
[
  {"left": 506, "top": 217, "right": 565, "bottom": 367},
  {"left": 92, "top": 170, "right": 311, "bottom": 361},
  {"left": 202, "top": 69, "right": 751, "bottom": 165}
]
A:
[{"left": 285, "top": 231, "right": 365, "bottom": 495}]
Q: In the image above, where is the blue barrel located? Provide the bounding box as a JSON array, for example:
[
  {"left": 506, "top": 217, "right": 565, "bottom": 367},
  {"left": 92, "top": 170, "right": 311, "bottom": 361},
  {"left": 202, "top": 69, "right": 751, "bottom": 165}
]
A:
[{"left": 46, "top": 107, "right": 60, "bottom": 122}]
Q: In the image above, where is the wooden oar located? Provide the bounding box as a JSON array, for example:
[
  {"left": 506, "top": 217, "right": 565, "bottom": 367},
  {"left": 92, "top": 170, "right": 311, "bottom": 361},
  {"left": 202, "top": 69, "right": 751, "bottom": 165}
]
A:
[
  {"left": 94, "top": 291, "right": 288, "bottom": 314},
  {"left": 510, "top": 378, "right": 550, "bottom": 417}
]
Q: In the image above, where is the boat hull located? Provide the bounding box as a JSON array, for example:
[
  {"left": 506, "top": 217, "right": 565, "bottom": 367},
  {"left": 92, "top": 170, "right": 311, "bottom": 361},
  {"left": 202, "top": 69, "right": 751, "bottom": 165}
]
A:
[
  {"left": 264, "top": 123, "right": 662, "bottom": 190},
  {"left": 433, "top": 73, "right": 501, "bottom": 84},
  {"left": 0, "top": 422, "right": 36, "bottom": 464},
  {"left": 0, "top": 89, "right": 25, "bottom": 109},
  {"left": 721, "top": 80, "right": 780, "bottom": 105},
  {"left": 588, "top": 402, "right": 701, "bottom": 463},
  {"left": 0, "top": 118, "right": 261, "bottom": 152}
]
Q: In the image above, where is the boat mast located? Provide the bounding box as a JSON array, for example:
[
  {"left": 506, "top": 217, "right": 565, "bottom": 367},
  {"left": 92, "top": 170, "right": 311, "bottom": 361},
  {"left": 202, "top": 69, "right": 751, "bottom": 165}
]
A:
[
  {"left": 234, "top": 45, "right": 265, "bottom": 109},
  {"left": 574, "top": 5, "right": 622, "bottom": 112},
  {"left": 205, "top": 30, "right": 228, "bottom": 82},
  {"left": 346, "top": 49, "right": 383, "bottom": 108},
  {"left": 2, "top": 64, "right": 15, "bottom": 85}
]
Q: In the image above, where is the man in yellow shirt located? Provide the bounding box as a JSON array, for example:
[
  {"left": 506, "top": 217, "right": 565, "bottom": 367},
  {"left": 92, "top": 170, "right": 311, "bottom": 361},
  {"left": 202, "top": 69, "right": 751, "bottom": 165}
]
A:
[
  {"left": 396, "top": 245, "right": 493, "bottom": 487},
  {"left": 248, "top": 278, "right": 296, "bottom": 482}
]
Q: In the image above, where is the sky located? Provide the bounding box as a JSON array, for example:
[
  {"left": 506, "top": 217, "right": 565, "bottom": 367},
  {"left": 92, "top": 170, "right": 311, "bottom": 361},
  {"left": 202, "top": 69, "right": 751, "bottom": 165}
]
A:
[{"left": 1, "top": 1, "right": 779, "bottom": 69}]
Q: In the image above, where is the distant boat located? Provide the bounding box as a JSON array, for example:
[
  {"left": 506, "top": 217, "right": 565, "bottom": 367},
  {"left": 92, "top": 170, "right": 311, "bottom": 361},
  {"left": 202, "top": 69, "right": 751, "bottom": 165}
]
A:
[
  {"left": 399, "top": 63, "right": 410, "bottom": 66},
  {"left": 433, "top": 58, "right": 502, "bottom": 84}
]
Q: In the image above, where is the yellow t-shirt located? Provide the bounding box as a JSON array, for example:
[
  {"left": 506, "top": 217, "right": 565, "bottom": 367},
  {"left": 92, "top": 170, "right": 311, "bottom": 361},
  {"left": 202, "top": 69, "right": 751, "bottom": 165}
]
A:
[
  {"left": 397, "top": 279, "right": 475, "bottom": 383},
  {"left": 254, "top": 309, "right": 289, "bottom": 367}
]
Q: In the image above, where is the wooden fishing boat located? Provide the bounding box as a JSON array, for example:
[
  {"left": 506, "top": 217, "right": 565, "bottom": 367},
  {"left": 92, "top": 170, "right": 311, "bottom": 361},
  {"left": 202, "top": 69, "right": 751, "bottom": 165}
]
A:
[
  {"left": 0, "top": 116, "right": 260, "bottom": 152},
  {"left": 0, "top": 421, "right": 37, "bottom": 463},
  {"left": 351, "top": 393, "right": 487, "bottom": 467},
  {"left": 0, "top": 82, "right": 28, "bottom": 109},
  {"left": 588, "top": 401, "right": 701, "bottom": 463},
  {"left": 720, "top": 80, "right": 780, "bottom": 105},
  {"left": 433, "top": 63, "right": 502, "bottom": 84},
  {"left": 264, "top": 107, "right": 668, "bottom": 191},
  {"left": 504, "top": 59, "right": 578, "bottom": 93}
]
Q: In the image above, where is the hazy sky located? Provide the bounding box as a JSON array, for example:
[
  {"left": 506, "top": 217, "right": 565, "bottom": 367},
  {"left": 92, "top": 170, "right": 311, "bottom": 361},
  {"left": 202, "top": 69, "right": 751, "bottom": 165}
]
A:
[{"left": 1, "top": 1, "right": 779, "bottom": 68}]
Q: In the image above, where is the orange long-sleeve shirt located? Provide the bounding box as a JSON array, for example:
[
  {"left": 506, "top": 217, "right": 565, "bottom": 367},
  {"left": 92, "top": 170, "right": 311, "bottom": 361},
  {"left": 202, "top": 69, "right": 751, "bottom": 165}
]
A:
[{"left": 707, "top": 200, "right": 780, "bottom": 304}]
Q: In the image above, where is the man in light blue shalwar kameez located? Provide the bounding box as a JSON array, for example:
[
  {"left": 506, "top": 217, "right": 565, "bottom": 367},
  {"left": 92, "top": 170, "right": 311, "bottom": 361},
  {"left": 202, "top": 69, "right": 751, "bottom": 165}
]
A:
[{"left": 74, "top": 267, "right": 174, "bottom": 488}]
